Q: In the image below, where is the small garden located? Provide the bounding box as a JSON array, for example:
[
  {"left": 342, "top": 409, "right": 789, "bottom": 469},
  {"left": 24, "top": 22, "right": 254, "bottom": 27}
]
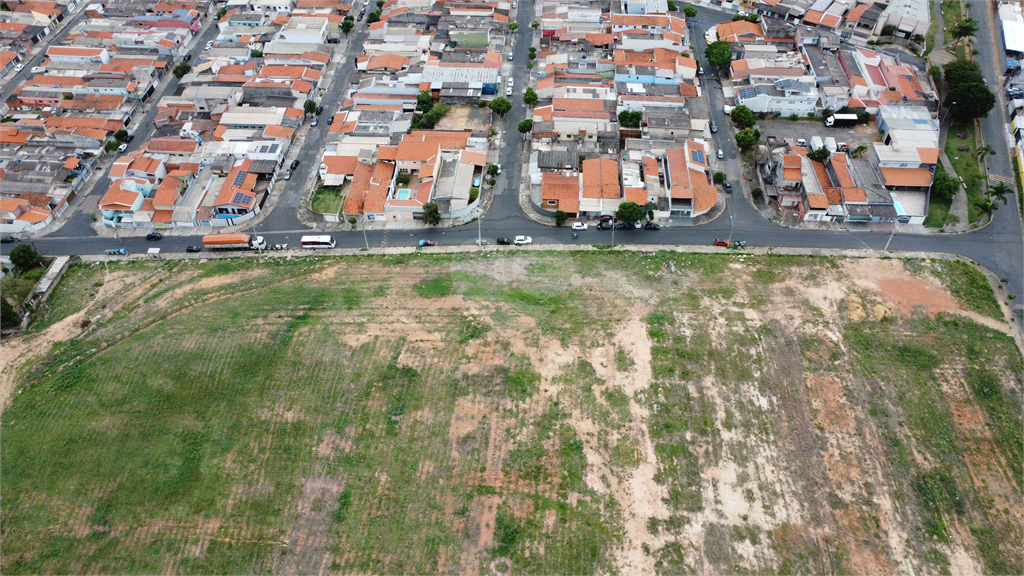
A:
[
  {"left": 944, "top": 125, "right": 985, "bottom": 223},
  {"left": 311, "top": 185, "right": 344, "bottom": 215}
]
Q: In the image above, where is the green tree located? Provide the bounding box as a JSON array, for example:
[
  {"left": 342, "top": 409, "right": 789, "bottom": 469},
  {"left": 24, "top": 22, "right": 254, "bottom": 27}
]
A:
[
  {"left": 683, "top": 4, "right": 697, "bottom": 17},
  {"left": 509, "top": 23, "right": 519, "bottom": 31},
  {"left": 367, "top": 10, "right": 380, "bottom": 24},
  {"left": 416, "top": 90, "right": 434, "bottom": 112},
  {"left": 807, "top": 146, "right": 831, "bottom": 163},
  {"left": 943, "top": 59, "right": 983, "bottom": 91},
  {"left": 734, "top": 128, "right": 760, "bottom": 150},
  {"left": 518, "top": 119, "right": 533, "bottom": 134},
  {"left": 414, "top": 103, "right": 450, "bottom": 129},
  {"left": 1, "top": 297, "right": 19, "bottom": 329},
  {"left": 62, "top": 93, "right": 73, "bottom": 100},
  {"left": 422, "top": 201, "right": 441, "bottom": 225},
  {"left": 114, "top": 129, "right": 129, "bottom": 142},
  {"left": 249, "top": 49, "right": 263, "bottom": 57},
  {"left": 216, "top": 8, "right": 227, "bottom": 19},
  {"left": 616, "top": 201, "right": 644, "bottom": 225},
  {"left": 713, "top": 171, "right": 726, "bottom": 184},
  {"left": 8, "top": 244, "right": 41, "bottom": 273},
  {"left": 172, "top": 61, "right": 191, "bottom": 78},
  {"left": 104, "top": 140, "right": 119, "bottom": 152},
  {"left": 950, "top": 18, "right": 978, "bottom": 50},
  {"left": 618, "top": 110, "right": 643, "bottom": 128},
  {"left": 348, "top": 216, "right": 357, "bottom": 230},
  {"left": 930, "top": 169, "right": 959, "bottom": 202},
  {"left": 667, "top": 1, "right": 677, "bottom": 10},
  {"left": 751, "top": 187, "right": 763, "bottom": 200},
  {"left": 397, "top": 173, "right": 411, "bottom": 186},
  {"left": 881, "top": 24, "right": 897, "bottom": 36},
  {"left": 554, "top": 210, "right": 568, "bottom": 226},
  {"left": 704, "top": 41, "right": 732, "bottom": 68},
  {"left": 523, "top": 86, "right": 538, "bottom": 106},
  {"left": 531, "top": 20, "right": 539, "bottom": 29},
  {"left": 990, "top": 182, "right": 1012, "bottom": 205},
  {"left": 974, "top": 198, "right": 999, "bottom": 218},
  {"left": 303, "top": 99, "right": 317, "bottom": 115},
  {"left": 928, "top": 65, "right": 942, "bottom": 90},
  {"left": 487, "top": 164, "right": 499, "bottom": 175},
  {"left": 946, "top": 83, "right": 996, "bottom": 122},
  {"left": 490, "top": 97, "right": 512, "bottom": 117},
  {"left": 644, "top": 202, "right": 658, "bottom": 220},
  {"left": 341, "top": 16, "right": 354, "bottom": 34},
  {"left": 730, "top": 105, "right": 755, "bottom": 128},
  {"left": 376, "top": 0, "right": 384, "bottom": 7},
  {"left": 526, "top": 62, "right": 534, "bottom": 69}
]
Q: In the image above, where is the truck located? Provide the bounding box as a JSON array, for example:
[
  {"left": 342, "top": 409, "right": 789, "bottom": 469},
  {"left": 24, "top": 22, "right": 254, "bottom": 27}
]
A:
[
  {"left": 825, "top": 113, "right": 858, "bottom": 127},
  {"left": 824, "top": 136, "right": 838, "bottom": 153},
  {"left": 202, "top": 233, "right": 267, "bottom": 251},
  {"left": 810, "top": 136, "right": 824, "bottom": 151}
]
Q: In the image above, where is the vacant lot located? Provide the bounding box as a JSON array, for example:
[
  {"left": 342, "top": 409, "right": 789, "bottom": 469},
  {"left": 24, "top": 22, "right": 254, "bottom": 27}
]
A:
[{"left": 1, "top": 252, "right": 1020, "bottom": 575}]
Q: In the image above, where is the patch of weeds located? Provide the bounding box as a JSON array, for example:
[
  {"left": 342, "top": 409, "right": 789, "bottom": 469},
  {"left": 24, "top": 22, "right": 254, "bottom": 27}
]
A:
[
  {"left": 506, "top": 366, "right": 540, "bottom": 400},
  {"left": 332, "top": 489, "right": 352, "bottom": 523},
  {"left": 559, "top": 429, "right": 587, "bottom": 492},
  {"left": 965, "top": 367, "right": 1023, "bottom": 483},
  {"left": 415, "top": 275, "right": 452, "bottom": 298},
  {"left": 504, "top": 438, "right": 547, "bottom": 483},
  {"left": 971, "top": 525, "right": 1020, "bottom": 575},
  {"left": 457, "top": 314, "right": 489, "bottom": 344},
  {"left": 911, "top": 469, "right": 964, "bottom": 541},
  {"left": 339, "top": 287, "right": 361, "bottom": 310},
  {"left": 931, "top": 260, "right": 1001, "bottom": 319},
  {"left": 615, "top": 348, "right": 634, "bottom": 372},
  {"left": 493, "top": 505, "right": 521, "bottom": 557}
]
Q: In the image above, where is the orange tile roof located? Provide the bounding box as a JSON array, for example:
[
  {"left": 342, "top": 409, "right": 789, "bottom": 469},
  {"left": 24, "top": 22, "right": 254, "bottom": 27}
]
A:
[
  {"left": 586, "top": 33, "right": 614, "bottom": 45},
  {"left": 365, "top": 53, "right": 410, "bottom": 71},
  {"left": 881, "top": 167, "right": 933, "bottom": 187},
  {"left": 321, "top": 155, "right": 359, "bottom": 174},
  {"left": 843, "top": 188, "right": 867, "bottom": 203},
  {"left": 830, "top": 154, "right": 856, "bottom": 188},
  {"left": 17, "top": 206, "right": 50, "bottom": 224},
  {"left": 263, "top": 124, "right": 294, "bottom": 139},
  {"left": 541, "top": 172, "right": 580, "bottom": 214},
  {"left": 553, "top": 97, "right": 606, "bottom": 112},
  {"left": 917, "top": 147, "right": 939, "bottom": 165},
  {"left": 0, "top": 197, "right": 30, "bottom": 212},
  {"left": 716, "top": 20, "right": 763, "bottom": 42},
  {"left": 581, "top": 158, "right": 619, "bottom": 199},
  {"left": 679, "top": 83, "right": 698, "bottom": 97},
  {"left": 363, "top": 161, "right": 395, "bottom": 213},
  {"left": 460, "top": 150, "right": 487, "bottom": 167},
  {"left": 806, "top": 193, "right": 829, "bottom": 210},
  {"left": 343, "top": 161, "right": 374, "bottom": 215},
  {"left": 846, "top": 3, "right": 869, "bottom": 22},
  {"left": 823, "top": 186, "right": 843, "bottom": 205},
  {"left": 691, "top": 169, "right": 718, "bottom": 213},
  {"left": 99, "top": 179, "right": 144, "bottom": 209},
  {"left": 147, "top": 137, "right": 198, "bottom": 152},
  {"left": 624, "top": 187, "right": 647, "bottom": 204},
  {"left": 395, "top": 141, "right": 439, "bottom": 162}
]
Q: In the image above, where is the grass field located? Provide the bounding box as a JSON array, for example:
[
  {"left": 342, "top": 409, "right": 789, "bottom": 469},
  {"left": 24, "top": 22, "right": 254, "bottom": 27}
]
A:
[
  {"left": 310, "top": 186, "right": 343, "bottom": 215},
  {"left": 1, "top": 252, "right": 1021, "bottom": 575}
]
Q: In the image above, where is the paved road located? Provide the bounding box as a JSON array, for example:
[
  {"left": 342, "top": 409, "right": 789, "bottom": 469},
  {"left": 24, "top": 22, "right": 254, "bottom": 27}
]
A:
[
  {"left": 0, "top": 10, "right": 92, "bottom": 101},
  {"left": 4, "top": 4, "right": 1023, "bottom": 326}
]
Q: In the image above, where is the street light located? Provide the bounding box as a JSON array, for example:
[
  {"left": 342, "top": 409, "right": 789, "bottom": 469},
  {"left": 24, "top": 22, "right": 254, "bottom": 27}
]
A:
[
  {"left": 940, "top": 101, "right": 957, "bottom": 125},
  {"left": 477, "top": 213, "right": 483, "bottom": 249},
  {"left": 883, "top": 218, "right": 900, "bottom": 251}
]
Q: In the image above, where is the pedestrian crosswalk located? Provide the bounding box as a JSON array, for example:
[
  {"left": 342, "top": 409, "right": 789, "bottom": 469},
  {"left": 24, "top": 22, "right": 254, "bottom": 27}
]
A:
[{"left": 989, "top": 174, "right": 1016, "bottom": 185}]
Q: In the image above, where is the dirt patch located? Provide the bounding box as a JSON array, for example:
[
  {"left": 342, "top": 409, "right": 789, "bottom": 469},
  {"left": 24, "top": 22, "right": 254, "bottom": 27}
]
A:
[
  {"left": 449, "top": 395, "right": 488, "bottom": 459},
  {"left": 843, "top": 259, "right": 958, "bottom": 316}
]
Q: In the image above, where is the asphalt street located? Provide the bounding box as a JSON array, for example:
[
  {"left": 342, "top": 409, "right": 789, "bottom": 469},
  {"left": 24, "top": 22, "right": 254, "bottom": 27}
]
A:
[{"left": 3, "top": 4, "right": 1023, "bottom": 322}]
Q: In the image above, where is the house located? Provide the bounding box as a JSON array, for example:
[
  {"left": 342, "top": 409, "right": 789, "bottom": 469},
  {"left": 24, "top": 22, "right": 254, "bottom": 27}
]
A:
[
  {"left": 578, "top": 157, "right": 621, "bottom": 216},
  {"left": 539, "top": 171, "right": 581, "bottom": 216},
  {"left": 0, "top": 196, "right": 53, "bottom": 233},
  {"left": 662, "top": 139, "right": 717, "bottom": 219},
  {"left": 98, "top": 177, "right": 152, "bottom": 226},
  {"left": 210, "top": 158, "right": 263, "bottom": 221}
]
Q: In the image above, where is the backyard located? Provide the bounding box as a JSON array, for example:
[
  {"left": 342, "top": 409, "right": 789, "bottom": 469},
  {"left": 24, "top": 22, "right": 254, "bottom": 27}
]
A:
[
  {"left": 310, "top": 185, "right": 344, "bottom": 216},
  {"left": 0, "top": 252, "right": 1021, "bottom": 575}
]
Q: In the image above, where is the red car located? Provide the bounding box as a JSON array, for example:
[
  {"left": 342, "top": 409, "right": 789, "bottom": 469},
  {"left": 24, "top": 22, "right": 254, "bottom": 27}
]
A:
[{"left": 714, "top": 238, "right": 730, "bottom": 247}]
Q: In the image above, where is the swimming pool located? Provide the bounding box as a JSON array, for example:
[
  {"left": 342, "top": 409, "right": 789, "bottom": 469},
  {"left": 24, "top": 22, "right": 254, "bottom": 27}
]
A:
[{"left": 396, "top": 188, "right": 411, "bottom": 200}]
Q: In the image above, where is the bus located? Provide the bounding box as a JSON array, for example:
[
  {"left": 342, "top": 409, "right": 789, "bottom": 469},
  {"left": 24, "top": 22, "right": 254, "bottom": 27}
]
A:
[{"left": 300, "top": 235, "right": 336, "bottom": 249}]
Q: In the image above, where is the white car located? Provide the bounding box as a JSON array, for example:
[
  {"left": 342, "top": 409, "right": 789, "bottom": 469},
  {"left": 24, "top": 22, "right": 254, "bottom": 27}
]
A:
[
  {"left": 507, "top": 77, "right": 514, "bottom": 87},
  {"left": 512, "top": 2, "right": 517, "bottom": 8},
  {"left": 506, "top": 86, "right": 513, "bottom": 96},
  {"left": 571, "top": 222, "right": 588, "bottom": 230},
  {"left": 30, "top": 66, "right": 44, "bottom": 73},
  {"left": 508, "top": 53, "right": 513, "bottom": 61},
  {"left": 14, "top": 63, "right": 24, "bottom": 71},
  {"left": 117, "top": 143, "right": 128, "bottom": 152},
  {"left": 496, "top": 163, "right": 501, "bottom": 174},
  {"left": 513, "top": 235, "right": 532, "bottom": 245},
  {"left": 717, "top": 149, "right": 724, "bottom": 159}
]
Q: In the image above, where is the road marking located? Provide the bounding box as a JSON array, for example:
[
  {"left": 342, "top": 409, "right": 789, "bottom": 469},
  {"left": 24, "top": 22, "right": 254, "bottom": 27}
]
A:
[{"left": 989, "top": 174, "right": 1015, "bottom": 185}]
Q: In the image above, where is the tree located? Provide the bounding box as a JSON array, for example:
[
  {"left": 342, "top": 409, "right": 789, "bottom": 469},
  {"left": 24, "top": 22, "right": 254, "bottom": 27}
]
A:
[
  {"left": 114, "top": 129, "right": 129, "bottom": 142},
  {"left": 303, "top": 99, "right": 317, "bottom": 115},
  {"left": 216, "top": 8, "right": 227, "bottom": 19},
  {"left": 526, "top": 62, "right": 534, "bottom": 70},
  {"left": 807, "top": 146, "right": 831, "bottom": 163},
  {"left": 734, "top": 128, "right": 760, "bottom": 150},
  {"left": 713, "top": 171, "right": 726, "bottom": 184},
  {"left": 489, "top": 97, "right": 512, "bottom": 117},
  {"left": 616, "top": 201, "right": 644, "bottom": 226},
  {"left": 9, "top": 244, "right": 41, "bottom": 273},
  {"left": 912, "top": 34, "right": 925, "bottom": 44},
  {"left": 976, "top": 144, "right": 994, "bottom": 161},
  {"left": 667, "top": 1, "right": 677, "bottom": 11},
  {"left": 341, "top": 16, "right": 354, "bottom": 34},
  {"left": 422, "top": 201, "right": 441, "bottom": 225},
  {"left": 172, "top": 61, "right": 191, "bottom": 78},
  {"left": 487, "top": 164, "right": 499, "bottom": 175},
  {"left": 416, "top": 90, "right": 434, "bottom": 112},
  {"left": 367, "top": 10, "right": 380, "bottom": 24},
  {"left": 104, "top": 140, "right": 119, "bottom": 152},
  {"left": 930, "top": 169, "right": 959, "bottom": 202},
  {"left": 62, "top": 93, "right": 73, "bottom": 100},
  {"left": 554, "top": 210, "right": 568, "bottom": 226},
  {"left": 704, "top": 41, "right": 732, "bottom": 68},
  {"left": 683, "top": 4, "right": 697, "bottom": 18},
  {"left": 946, "top": 83, "right": 996, "bottom": 122},
  {"left": 1, "top": 297, "right": 19, "bottom": 330},
  {"left": 250, "top": 49, "right": 263, "bottom": 57},
  {"left": 943, "top": 59, "right": 982, "bottom": 91},
  {"left": 644, "top": 202, "right": 658, "bottom": 220},
  {"left": 730, "top": 105, "right": 755, "bottom": 128},
  {"left": 950, "top": 18, "right": 978, "bottom": 50},
  {"left": 396, "top": 173, "right": 411, "bottom": 186},
  {"left": 928, "top": 65, "right": 942, "bottom": 90},
  {"left": 618, "top": 110, "right": 643, "bottom": 128},
  {"left": 523, "top": 87, "right": 538, "bottom": 106},
  {"left": 975, "top": 198, "right": 999, "bottom": 218},
  {"left": 414, "top": 103, "right": 450, "bottom": 129},
  {"left": 376, "top": 0, "right": 384, "bottom": 6},
  {"left": 531, "top": 20, "right": 540, "bottom": 29},
  {"left": 348, "top": 216, "right": 357, "bottom": 230},
  {"left": 990, "top": 182, "right": 1012, "bottom": 205},
  {"left": 751, "top": 187, "right": 763, "bottom": 200},
  {"left": 509, "top": 23, "right": 519, "bottom": 31},
  {"left": 881, "top": 24, "right": 897, "bottom": 36},
  {"left": 518, "top": 119, "right": 533, "bottom": 134}
]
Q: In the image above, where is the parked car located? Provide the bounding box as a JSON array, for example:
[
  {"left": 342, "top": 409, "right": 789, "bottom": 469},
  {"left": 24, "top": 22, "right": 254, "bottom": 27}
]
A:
[
  {"left": 283, "top": 171, "right": 292, "bottom": 180},
  {"left": 597, "top": 221, "right": 613, "bottom": 230},
  {"left": 796, "top": 138, "right": 807, "bottom": 147},
  {"left": 117, "top": 143, "right": 128, "bottom": 152},
  {"left": 311, "top": 117, "right": 319, "bottom": 126},
  {"left": 710, "top": 120, "right": 717, "bottom": 133},
  {"left": 496, "top": 237, "right": 512, "bottom": 245},
  {"left": 615, "top": 222, "right": 632, "bottom": 230},
  {"left": 512, "top": 2, "right": 517, "bottom": 7},
  {"left": 186, "top": 245, "right": 202, "bottom": 253},
  {"left": 513, "top": 235, "right": 532, "bottom": 245},
  {"left": 645, "top": 222, "right": 661, "bottom": 230},
  {"left": 714, "top": 238, "right": 730, "bottom": 247},
  {"left": 599, "top": 214, "right": 613, "bottom": 222},
  {"left": 183, "top": 54, "right": 191, "bottom": 62},
  {"left": 14, "top": 63, "right": 23, "bottom": 71},
  {"left": 290, "top": 159, "right": 300, "bottom": 169},
  {"left": 571, "top": 222, "right": 588, "bottom": 230},
  {"left": 327, "top": 117, "right": 333, "bottom": 125},
  {"left": 508, "top": 53, "right": 514, "bottom": 61},
  {"left": 125, "top": 134, "right": 134, "bottom": 142},
  {"left": 316, "top": 105, "right": 323, "bottom": 115},
  {"left": 418, "top": 239, "right": 436, "bottom": 247},
  {"left": 506, "top": 86, "right": 513, "bottom": 96},
  {"left": 146, "top": 232, "right": 163, "bottom": 240},
  {"left": 0, "top": 235, "right": 16, "bottom": 243},
  {"left": 496, "top": 164, "right": 501, "bottom": 174},
  {"left": 723, "top": 182, "right": 733, "bottom": 194},
  {"left": 30, "top": 66, "right": 44, "bottom": 73},
  {"left": 507, "top": 77, "right": 514, "bottom": 87},
  {"left": 717, "top": 149, "right": 724, "bottom": 159}
]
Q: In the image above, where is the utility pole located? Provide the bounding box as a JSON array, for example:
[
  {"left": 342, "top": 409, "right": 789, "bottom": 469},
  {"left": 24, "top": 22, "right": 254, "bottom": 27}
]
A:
[
  {"left": 250, "top": 218, "right": 262, "bottom": 253},
  {"left": 883, "top": 219, "right": 899, "bottom": 251},
  {"left": 477, "top": 213, "right": 482, "bottom": 249},
  {"left": 361, "top": 219, "right": 369, "bottom": 250}
]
